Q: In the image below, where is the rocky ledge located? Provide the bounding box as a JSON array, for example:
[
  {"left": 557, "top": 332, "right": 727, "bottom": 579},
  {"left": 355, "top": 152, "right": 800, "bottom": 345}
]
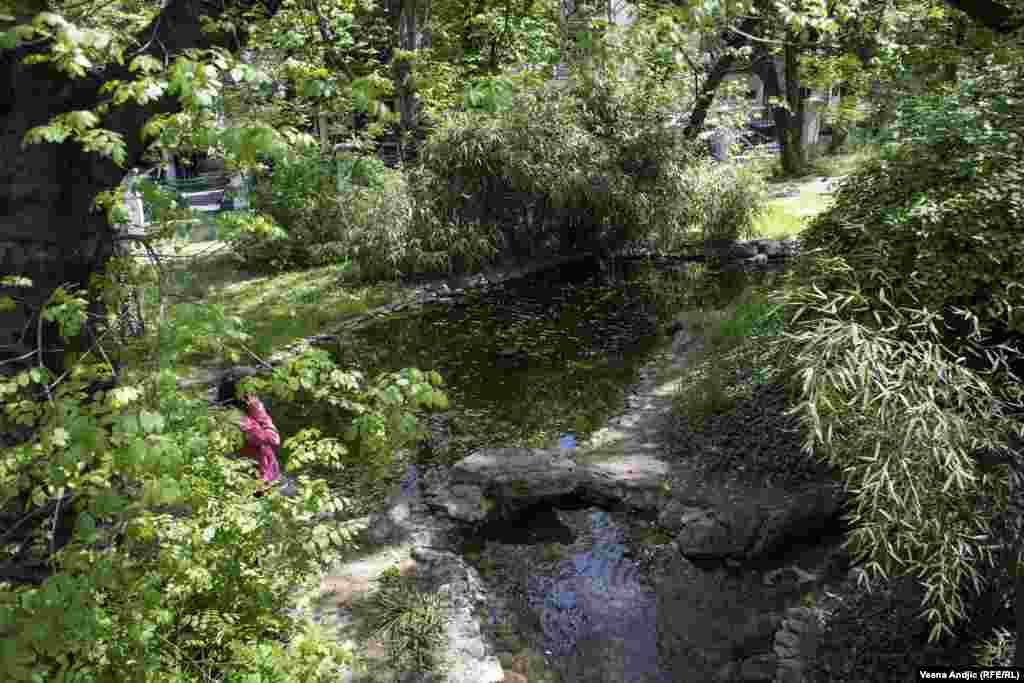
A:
[
  {"left": 353, "top": 442, "right": 848, "bottom": 682},
  {"left": 409, "top": 447, "right": 843, "bottom": 565}
]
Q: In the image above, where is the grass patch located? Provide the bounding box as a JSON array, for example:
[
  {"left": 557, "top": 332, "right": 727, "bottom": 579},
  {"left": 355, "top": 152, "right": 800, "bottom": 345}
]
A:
[
  {"left": 811, "top": 145, "right": 879, "bottom": 177},
  {"left": 496, "top": 649, "right": 564, "bottom": 683},
  {"left": 202, "top": 262, "right": 402, "bottom": 359},
  {"left": 129, "top": 238, "right": 409, "bottom": 370},
  {"left": 752, "top": 202, "right": 810, "bottom": 240},
  {"left": 669, "top": 287, "right": 787, "bottom": 428},
  {"left": 745, "top": 145, "right": 879, "bottom": 184}
]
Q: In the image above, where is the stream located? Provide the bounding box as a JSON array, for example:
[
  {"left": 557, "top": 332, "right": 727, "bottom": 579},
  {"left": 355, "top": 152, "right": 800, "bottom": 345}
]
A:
[{"left": 273, "top": 253, "right": 838, "bottom": 682}]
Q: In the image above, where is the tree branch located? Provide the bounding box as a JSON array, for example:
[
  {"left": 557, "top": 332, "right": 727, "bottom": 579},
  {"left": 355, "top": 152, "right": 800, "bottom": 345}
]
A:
[{"left": 943, "top": 0, "right": 1024, "bottom": 33}]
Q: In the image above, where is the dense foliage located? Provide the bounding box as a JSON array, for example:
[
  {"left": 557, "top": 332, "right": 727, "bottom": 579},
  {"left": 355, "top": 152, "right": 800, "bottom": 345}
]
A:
[
  {"left": 5, "top": 0, "right": 1024, "bottom": 675},
  {"left": 234, "top": 145, "right": 424, "bottom": 278},
  {"left": 800, "top": 61, "right": 1024, "bottom": 358},
  {"left": 0, "top": 286, "right": 447, "bottom": 681},
  {"left": 772, "top": 58, "right": 1024, "bottom": 645},
  {"left": 413, "top": 67, "right": 764, "bottom": 267}
]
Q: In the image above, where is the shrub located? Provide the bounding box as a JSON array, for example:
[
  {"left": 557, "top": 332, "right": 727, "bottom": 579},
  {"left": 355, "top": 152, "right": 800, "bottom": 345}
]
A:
[
  {"left": 0, "top": 292, "right": 447, "bottom": 682},
  {"left": 798, "top": 63, "right": 1024, "bottom": 364},
  {"left": 215, "top": 209, "right": 291, "bottom": 271},
  {"left": 769, "top": 257, "right": 1024, "bottom": 644},
  {"left": 245, "top": 145, "right": 420, "bottom": 279},
  {"left": 411, "top": 69, "right": 764, "bottom": 272},
  {"left": 362, "top": 567, "right": 449, "bottom": 676},
  {"left": 770, "top": 63, "right": 1024, "bottom": 648},
  {"left": 671, "top": 288, "right": 787, "bottom": 428}
]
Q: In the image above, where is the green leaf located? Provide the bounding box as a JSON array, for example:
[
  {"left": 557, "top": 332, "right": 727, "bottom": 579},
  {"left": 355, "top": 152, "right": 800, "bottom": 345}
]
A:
[
  {"left": 138, "top": 410, "right": 165, "bottom": 434},
  {"left": 23, "top": 123, "right": 70, "bottom": 147},
  {"left": 129, "top": 54, "right": 162, "bottom": 74},
  {"left": 0, "top": 29, "right": 19, "bottom": 49},
  {"left": 1, "top": 275, "right": 32, "bottom": 287},
  {"left": 76, "top": 512, "right": 97, "bottom": 542}
]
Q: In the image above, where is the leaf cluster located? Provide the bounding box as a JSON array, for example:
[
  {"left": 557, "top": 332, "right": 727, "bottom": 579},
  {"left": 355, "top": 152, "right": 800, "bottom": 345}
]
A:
[
  {"left": 0, "top": 289, "right": 445, "bottom": 682},
  {"left": 769, "top": 59, "right": 1024, "bottom": 647}
]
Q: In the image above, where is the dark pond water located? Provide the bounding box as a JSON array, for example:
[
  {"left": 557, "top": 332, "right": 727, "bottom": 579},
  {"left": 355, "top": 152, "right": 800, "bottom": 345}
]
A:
[
  {"left": 266, "top": 255, "right": 786, "bottom": 681},
  {"left": 326, "top": 257, "right": 755, "bottom": 466}
]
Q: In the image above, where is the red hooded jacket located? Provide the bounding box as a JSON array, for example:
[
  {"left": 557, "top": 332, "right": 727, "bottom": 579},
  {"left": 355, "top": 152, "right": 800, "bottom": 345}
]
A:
[{"left": 238, "top": 397, "right": 281, "bottom": 483}]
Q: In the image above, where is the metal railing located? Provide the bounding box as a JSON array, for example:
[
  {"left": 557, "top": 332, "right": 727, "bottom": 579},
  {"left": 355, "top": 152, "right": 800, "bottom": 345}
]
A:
[{"left": 160, "top": 171, "right": 235, "bottom": 194}]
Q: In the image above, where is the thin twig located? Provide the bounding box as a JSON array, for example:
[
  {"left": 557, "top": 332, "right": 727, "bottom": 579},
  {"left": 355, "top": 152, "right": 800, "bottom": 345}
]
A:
[
  {"left": 36, "top": 305, "right": 54, "bottom": 404},
  {"left": 0, "top": 494, "right": 73, "bottom": 546},
  {"left": 46, "top": 323, "right": 117, "bottom": 393},
  {"left": 95, "top": 338, "right": 118, "bottom": 380},
  {"left": 239, "top": 342, "right": 272, "bottom": 370},
  {"left": 49, "top": 493, "right": 63, "bottom": 555},
  {"left": 0, "top": 349, "right": 38, "bottom": 367}
]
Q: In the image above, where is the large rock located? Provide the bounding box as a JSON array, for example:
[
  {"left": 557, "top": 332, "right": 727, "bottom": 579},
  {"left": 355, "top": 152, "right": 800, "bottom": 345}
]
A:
[
  {"left": 706, "top": 239, "right": 759, "bottom": 260},
  {"left": 577, "top": 453, "right": 672, "bottom": 511},
  {"left": 367, "top": 465, "right": 463, "bottom": 549},
  {"left": 423, "top": 448, "right": 680, "bottom": 524},
  {"left": 748, "top": 239, "right": 798, "bottom": 258},
  {"left": 424, "top": 448, "right": 580, "bottom": 523},
  {"left": 658, "top": 483, "right": 845, "bottom": 561},
  {"left": 424, "top": 448, "right": 844, "bottom": 566}
]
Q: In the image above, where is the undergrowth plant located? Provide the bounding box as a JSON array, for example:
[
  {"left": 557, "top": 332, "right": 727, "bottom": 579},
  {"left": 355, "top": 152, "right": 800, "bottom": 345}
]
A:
[
  {"left": 243, "top": 143, "right": 424, "bottom": 279},
  {"left": 769, "top": 252, "right": 1024, "bottom": 645},
  {"left": 0, "top": 283, "right": 448, "bottom": 682},
  {"left": 361, "top": 567, "right": 450, "bottom": 677},
  {"left": 412, "top": 45, "right": 765, "bottom": 269},
  {"left": 671, "top": 288, "right": 787, "bottom": 428},
  {"left": 770, "top": 62, "right": 1024, "bottom": 650}
]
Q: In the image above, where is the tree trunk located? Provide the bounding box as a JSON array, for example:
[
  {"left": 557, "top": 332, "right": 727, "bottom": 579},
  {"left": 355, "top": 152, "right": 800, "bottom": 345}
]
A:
[
  {"left": 0, "top": 0, "right": 278, "bottom": 373},
  {"left": 683, "top": 18, "right": 758, "bottom": 140},
  {"left": 752, "top": 36, "right": 807, "bottom": 176},
  {"left": 942, "top": 0, "right": 1024, "bottom": 34},
  {"left": 780, "top": 35, "right": 807, "bottom": 174},
  {"left": 1016, "top": 555, "right": 1023, "bottom": 667},
  {"left": 827, "top": 124, "right": 849, "bottom": 154},
  {"left": 388, "top": 0, "right": 430, "bottom": 162}
]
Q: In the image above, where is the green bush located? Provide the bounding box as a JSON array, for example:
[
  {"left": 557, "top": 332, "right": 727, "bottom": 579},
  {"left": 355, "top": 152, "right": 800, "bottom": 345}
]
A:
[
  {"left": 411, "top": 69, "right": 764, "bottom": 272},
  {"left": 361, "top": 567, "right": 449, "bottom": 676},
  {"left": 245, "top": 145, "right": 421, "bottom": 279},
  {"left": 215, "top": 210, "right": 291, "bottom": 271},
  {"left": 766, "top": 61, "right": 1024, "bottom": 650},
  {"left": 770, "top": 256, "right": 1024, "bottom": 644},
  {"left": 0, "top": 292, "right": 447, "bottom": 682},
  {"left": 799, "top": 64, "right": 1024, "bottom": 359},
  {"left": 671, "top": 288, "right": 788, "bottom": 427}
]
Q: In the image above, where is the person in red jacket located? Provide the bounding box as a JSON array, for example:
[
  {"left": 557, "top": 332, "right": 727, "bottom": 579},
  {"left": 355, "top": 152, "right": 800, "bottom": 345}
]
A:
[
  {"left": 238, "top": 394, "right": 281, "bottom": 484},
  {"left": 216, "top": 369, "right": 296, "bottom": 496}
]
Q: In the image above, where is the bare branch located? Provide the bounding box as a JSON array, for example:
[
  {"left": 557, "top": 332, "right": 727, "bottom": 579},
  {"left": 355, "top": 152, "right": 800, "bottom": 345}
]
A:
[{"left": 943, "top": 0, "right": 1024, "bottom": 33}]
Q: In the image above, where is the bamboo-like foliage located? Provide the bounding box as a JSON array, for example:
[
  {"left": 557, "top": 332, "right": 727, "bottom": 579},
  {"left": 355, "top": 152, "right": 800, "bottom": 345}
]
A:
[
  {"left": 769, "top": 252, "right": 1024, "bottom": 643},
  {"left": 363, "top": 568, "right": 450, "bottom": 675}
]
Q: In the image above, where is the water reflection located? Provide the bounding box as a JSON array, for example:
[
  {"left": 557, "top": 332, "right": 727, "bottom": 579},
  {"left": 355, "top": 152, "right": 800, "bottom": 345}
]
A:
[{"left": 524, "top": 510, "right": 669, "bottom": 682}]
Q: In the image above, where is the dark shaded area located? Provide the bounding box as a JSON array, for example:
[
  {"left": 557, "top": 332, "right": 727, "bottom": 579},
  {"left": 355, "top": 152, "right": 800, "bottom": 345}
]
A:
[
  {"left": 943, "top": 0, "right": 1024, "bottom": 33},
  {"left": 328, "top": 256, "right": 681, "bottom": 464},
  {"left": 669, "top": 379, "right": 836, "bottom": 488},
  {"left": 0, "top": 0, "right": 282, "bottom": 378},
  {"left": 808, "top": 569, "right": 1017, "bottom": 682},
  {"left": 476, "top": 496, "right": 596, "bottom": 546}
]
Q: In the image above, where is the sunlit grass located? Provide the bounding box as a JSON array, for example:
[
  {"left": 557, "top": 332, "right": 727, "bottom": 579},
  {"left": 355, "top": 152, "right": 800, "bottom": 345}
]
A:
[
  {"left": 753, "top": 202, "right": 811, "bottom": 240},
  {"left": 745, "top": 144, "right": 879, "bottom": 184},
  {"left": 203, "top": 262, "right": 404, "bottom": 359},
  {"left": 668, "top": 286, "right": 786, "bottom": 426},
  {"left": 748, "top": 146, "right": 880, "bottom": 239},
  {"left": 753, "top": 189, "right": 837, "bottom": 239},
  {"left": 130, "top": 239, "right": 410, "bottom": 372}
]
